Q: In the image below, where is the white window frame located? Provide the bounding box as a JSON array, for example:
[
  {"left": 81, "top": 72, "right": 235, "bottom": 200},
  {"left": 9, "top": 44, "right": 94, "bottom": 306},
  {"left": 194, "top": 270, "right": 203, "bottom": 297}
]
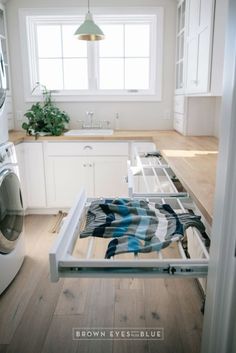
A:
[{"left": 19, "top": 7, "right": 163, "bottom": 102}]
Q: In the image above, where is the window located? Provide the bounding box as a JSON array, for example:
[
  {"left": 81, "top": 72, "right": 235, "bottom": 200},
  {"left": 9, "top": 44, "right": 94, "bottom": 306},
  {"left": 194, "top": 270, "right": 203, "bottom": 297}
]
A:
[
  {"left": 36, "top": 24, "right": 88, "bottom": 90},
  {"left": 21, "top": 9, "right": 163, "bottom": 101}
]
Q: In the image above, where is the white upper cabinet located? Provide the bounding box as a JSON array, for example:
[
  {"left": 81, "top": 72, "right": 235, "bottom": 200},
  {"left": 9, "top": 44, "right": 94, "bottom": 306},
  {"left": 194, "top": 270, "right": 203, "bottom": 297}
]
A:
[
  {"left": 186, "top": 0, "right": 215, "bottom": 94},
  {"left": 175, "top": 0, "right": 227, "bottom": 97},
  {"left": 175, "top": 0, "right": 187, "bottom": 92},
  {"left": 188, "top": 0, "right": 200, "bottom": 35}
]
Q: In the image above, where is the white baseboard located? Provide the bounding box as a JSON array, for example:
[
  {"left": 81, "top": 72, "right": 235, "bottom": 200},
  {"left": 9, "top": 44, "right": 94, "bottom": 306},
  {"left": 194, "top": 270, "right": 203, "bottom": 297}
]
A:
[{"left": 24, "top": 207, "right": 70, "bottom": 215}]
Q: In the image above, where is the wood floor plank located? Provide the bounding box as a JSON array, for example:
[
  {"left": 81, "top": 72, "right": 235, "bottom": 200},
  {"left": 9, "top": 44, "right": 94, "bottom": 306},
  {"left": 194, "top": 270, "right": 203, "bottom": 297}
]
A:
[
  {"left": 6, "top": 269, "right": 64, "bottom": 353},
  {"left": 76, "top": 279, "right": 115, "bottom": 353},
  {"left": 41, "top": 315, "right": 80, "bottom": 353},
  {"left": 0, "top": 215, "right": 57, "bottom": 344},
  {"left": 54, "top": 278, "right": 89, "bottom": 315},
  {"left": 113, "top": 287, "right": 149, "bottom": 353},
  {"left": 144, "top": 278, "right": 186, "bottom": 353},
  {"left": 171, "top": 279, "right": 203, "bottom": 353}
]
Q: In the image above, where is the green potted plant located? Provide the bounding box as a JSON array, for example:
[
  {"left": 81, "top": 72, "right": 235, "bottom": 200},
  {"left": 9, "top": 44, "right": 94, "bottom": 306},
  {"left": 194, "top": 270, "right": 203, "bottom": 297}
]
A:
[{"left": 22, "top": 83, "right": 70, "bottom": 138}]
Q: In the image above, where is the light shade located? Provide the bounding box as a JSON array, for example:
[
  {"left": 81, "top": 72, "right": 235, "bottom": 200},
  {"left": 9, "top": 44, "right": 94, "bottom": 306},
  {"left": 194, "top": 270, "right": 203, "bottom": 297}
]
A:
[{"left": 74, "top": 12, "right": 105, "bottom": 41}]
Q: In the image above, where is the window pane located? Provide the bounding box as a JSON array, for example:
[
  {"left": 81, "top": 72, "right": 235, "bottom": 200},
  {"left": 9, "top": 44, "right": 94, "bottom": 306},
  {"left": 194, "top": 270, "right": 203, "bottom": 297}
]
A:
[
  {"left": 125, "top": 24, "right": 150, "bottom": 57},
  {"left": 37, "top": 25, "right": 62, "bottom": 58},
  {"left": 125, "top": 58, "right": 149, "bottom": 89},
  {"left": 38, "top": 59, "right": 63, "bottom": 89},
  {"left": 62, "top": 25, "right": 87, "bottom": 58},
  {"left": 99, "top": 24, "right": 124, "bottom": 57},
  {"left": 99, "top": 59, "right": 124, "bottom": 89},
  {"left": 64, "top": 59, "right": 88, "bottom": 89}
]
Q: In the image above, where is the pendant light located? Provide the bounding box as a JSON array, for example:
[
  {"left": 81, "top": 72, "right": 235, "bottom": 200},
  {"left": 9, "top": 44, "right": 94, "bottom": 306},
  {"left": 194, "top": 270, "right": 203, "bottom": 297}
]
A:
[{"left": 74, "top": 0, "right": 105, "bottom": 41}]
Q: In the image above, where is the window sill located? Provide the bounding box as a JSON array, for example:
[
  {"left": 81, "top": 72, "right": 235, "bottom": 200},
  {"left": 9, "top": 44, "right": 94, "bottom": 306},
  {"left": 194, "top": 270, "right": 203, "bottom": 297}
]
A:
[{"left": 25, "top": 93, "right": 162, "bottom": 103}]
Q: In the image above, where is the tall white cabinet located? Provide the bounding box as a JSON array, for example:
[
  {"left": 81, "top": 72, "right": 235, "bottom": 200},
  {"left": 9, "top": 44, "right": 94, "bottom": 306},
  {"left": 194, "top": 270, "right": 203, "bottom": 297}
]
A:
[
  {"left": 186, "top": 0, "right": 215, "bottom": 94},
  {"left": 173, "top": 0, "right": 227, "bottom": 136}
]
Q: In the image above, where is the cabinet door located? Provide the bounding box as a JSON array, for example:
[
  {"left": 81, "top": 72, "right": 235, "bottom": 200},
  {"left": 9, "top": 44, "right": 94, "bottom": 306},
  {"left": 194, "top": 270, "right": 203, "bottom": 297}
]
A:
[
  {"left": 24, "top": 143, "right": 46, "bottom": 208},
  {"left": 15, "top": 143, "right": 28, "bottom": 210},
  {"left": 93, "top": 157, "right": 128, "bottom": 198},
  {"left": 188, "top": 0, "right": 200, "bottom": 36},
  {"left": 46, "top": 156, "right": 94, "bottom": 208},
  {"left": 186, "top": 0, "right": 214, "bottom": 94},
  {"left": 186, "top": 35, "right": 199, "bottom": 91},
  {"left": 197, "top": 26, "right": 212, "bottom": 92}
]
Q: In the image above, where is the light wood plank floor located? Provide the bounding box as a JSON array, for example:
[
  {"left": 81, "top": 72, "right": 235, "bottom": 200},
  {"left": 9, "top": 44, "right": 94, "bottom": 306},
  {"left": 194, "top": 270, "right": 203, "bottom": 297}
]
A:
[{"left": 0, "top": 215, "right": 204, "bottom": 353}]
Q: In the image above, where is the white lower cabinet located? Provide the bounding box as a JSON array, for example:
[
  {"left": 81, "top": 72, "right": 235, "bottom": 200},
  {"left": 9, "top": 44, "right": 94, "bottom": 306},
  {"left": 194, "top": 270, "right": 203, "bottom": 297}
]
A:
[
  {"left": 24, "top": 143, "right": 47, "bottom": 209},
  {"left": 15, "top": 142, "right": 46, "bottom": 210},
  {"left": 45, "top": 142, "right": 129, "bottom": 208},
  {"left": 15, "top": 143, "right": 28, "bottom": 210},
  {"left": 173, "top": 94, "right": 216, "bottom": 135},
  {"left": 93, "top": 156, "right": 128, "bottom": 198},
  {"left": 46, "top": 156, "right": 93, "bottom": 208}
]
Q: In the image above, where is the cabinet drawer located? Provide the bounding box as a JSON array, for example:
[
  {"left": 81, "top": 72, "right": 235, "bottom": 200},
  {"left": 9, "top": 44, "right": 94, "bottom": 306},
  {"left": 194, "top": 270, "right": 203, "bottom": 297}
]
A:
[
  {"left": 132, "top": 142, "right": 156, "bottom": 153},
  {"left": 174, "top": 95, "right": 185, "bottom": 114},
  {"left": 174, "top": 113, "right": 185, "bottom": 134},
  {"left": 46, "top": 142, "right": 129, "bottom": 156}
]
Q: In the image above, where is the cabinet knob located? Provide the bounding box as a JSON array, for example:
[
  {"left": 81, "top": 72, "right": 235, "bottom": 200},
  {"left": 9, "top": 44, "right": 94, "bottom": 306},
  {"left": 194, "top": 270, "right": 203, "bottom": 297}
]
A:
[
  {"left": 89, "top": 164, "right": 92, "bottom": 167},
  {"left": 83, "top": 145, "right": 93, "bottom": 151},
  {"left": 83, "top": 163, "right": 87, "bottom": 167}
]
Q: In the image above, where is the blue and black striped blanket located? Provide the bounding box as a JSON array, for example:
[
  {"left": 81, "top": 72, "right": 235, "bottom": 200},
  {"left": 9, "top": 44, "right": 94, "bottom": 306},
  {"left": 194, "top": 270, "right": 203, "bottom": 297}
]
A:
[{"left": 80, "top": 199, "right": 205, "bottom": 258}]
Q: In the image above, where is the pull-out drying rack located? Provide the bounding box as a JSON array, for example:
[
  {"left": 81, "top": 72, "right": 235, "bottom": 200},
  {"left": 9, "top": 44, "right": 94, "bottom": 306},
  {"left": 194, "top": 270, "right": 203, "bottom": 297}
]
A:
[{"left": 49, "top": 146, "right": 210, "bottom": 282}]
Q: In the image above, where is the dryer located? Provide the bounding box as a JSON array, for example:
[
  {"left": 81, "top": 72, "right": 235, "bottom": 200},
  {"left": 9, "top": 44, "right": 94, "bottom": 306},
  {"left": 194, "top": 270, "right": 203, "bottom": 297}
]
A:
[
  {"left": 0, "top": 142, "right": 25, "bottom": 295},
  {"left": 0, "top": 39, "right": 8, "bottom": 146}
]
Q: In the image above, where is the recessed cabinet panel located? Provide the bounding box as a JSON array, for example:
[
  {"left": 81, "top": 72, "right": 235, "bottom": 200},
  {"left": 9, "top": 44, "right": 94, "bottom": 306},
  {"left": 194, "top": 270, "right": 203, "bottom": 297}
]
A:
[
  {"left": 186, "top": 0, "right": 214, "bottom": 94},
  {"left": 174, "top": 95, "right": 185, "bottom": 114},
  {"left": 46, "top": 156, "right": 93, "bottom": 208},
  {"left": 200, "top": 0, "right": 213, "bottom": 29},
  {"left": 24, "top": 143, "right": 46, "bottom": 208},
  {"left": 15, "top": 144, "right": 28, "bottom": 210},
  {"left": 93, "top": 157, "right": 128, "bottom": 198},
  {"left": 175, "top": 0, "right": 187, "bottom": 92},
  {"left": 186, "top": 36, "right": 199, "bottom": 91},
  {"left": 197, "top": 27, "right": 211, "bottom": 93},
  {"left": 173, "top": 112, "right": 185, "bottom": 134},
  {"left": 188, "top": 0, "right": 200, "bottom": 37}
]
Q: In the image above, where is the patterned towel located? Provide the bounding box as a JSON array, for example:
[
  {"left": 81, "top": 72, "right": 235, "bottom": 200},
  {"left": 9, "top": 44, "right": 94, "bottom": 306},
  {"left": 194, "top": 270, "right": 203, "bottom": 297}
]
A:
[{"left": 80, "top": 199, "right": 205, "bottom": 258}]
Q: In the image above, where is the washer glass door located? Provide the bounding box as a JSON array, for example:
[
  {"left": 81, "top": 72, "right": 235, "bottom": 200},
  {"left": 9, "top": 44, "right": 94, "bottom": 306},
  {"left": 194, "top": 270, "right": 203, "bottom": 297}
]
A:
[{"left": 0, "top": 169, "right": 23, "bottom": 254}]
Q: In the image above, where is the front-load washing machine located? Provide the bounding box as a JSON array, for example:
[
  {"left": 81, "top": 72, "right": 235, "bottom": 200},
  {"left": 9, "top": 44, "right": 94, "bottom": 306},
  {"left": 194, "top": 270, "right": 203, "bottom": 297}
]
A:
[
  {"left": 0, "top": 39, "right": 8, "bottom": 146},
  {"left": 0, "top": 142, "right": 25, "bottom": 295}
]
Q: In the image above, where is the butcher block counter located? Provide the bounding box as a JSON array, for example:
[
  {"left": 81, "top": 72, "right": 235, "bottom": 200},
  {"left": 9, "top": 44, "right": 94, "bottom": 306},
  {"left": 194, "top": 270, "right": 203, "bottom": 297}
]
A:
[{"left": 9, "top": 130, "right": 218, "bottom": 225}]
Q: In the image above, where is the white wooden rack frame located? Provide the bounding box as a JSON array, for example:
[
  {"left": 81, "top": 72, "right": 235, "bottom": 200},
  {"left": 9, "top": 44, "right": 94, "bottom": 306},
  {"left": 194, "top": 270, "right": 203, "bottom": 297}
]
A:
[{"left": 49, "top": 147, "right": 209, "bottom": 282}]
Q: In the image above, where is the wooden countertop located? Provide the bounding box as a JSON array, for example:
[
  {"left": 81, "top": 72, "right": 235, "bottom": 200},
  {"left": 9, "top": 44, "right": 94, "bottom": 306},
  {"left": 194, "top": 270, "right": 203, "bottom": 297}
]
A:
[
  {"left": 9, "top": 130, "right": 218, "bottom": 225},
  {"left": 9, "top": 130, "right": 154, "bottom": 144},
  {"left": 152, "top": 132, "right": 218, "bottom": 225}
]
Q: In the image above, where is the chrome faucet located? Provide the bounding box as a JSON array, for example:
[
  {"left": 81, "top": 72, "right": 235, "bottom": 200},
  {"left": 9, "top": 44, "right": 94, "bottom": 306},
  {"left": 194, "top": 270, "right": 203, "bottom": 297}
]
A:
[
  {"left": 77, "top": 111, "right": 111, "bottom": 129},
  {"left": 86, "top": 111, "right": 94, "bottom": 127}
]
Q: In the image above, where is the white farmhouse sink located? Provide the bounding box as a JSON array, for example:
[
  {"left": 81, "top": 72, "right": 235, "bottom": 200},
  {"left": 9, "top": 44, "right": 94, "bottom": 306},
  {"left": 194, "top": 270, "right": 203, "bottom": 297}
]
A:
[{"left": 64, "top": 129, "right": 114, "bottom": 136}]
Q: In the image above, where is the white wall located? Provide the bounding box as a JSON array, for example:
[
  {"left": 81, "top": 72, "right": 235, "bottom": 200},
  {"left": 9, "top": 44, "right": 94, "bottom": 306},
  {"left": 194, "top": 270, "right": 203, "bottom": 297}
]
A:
[{"left": 6, "top": 0, "right": 177, "bottom": 131}]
